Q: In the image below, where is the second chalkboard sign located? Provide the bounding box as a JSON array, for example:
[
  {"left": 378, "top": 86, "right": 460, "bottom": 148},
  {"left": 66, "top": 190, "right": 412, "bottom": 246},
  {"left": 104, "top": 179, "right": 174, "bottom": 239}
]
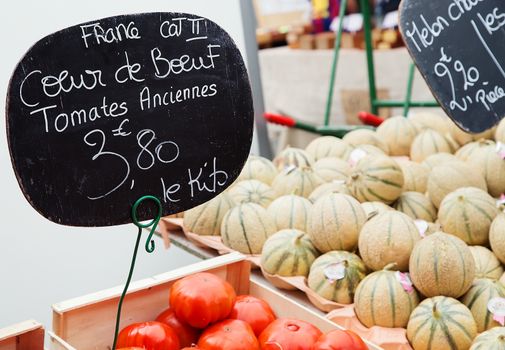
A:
[
  {"left": 6, "top": 13, "right": 253, "bottom": 227},
  {"left": 400, "top": 0, "right": 505, "bottom": 133}
]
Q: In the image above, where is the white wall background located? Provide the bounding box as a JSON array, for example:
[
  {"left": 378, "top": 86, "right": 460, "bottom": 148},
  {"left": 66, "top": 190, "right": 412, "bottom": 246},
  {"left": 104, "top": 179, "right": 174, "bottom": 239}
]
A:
[{"left": 0, "top": 0, "right": 248, "bottom": 332}]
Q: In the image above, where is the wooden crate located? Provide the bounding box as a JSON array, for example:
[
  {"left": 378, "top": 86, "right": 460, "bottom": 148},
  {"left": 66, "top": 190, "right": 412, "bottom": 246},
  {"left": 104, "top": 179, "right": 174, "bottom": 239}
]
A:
[
  {"left": 0, "top": 320, "right": 45, "bottom": 350},
  {"left": 48, "top": 252, "right": 380, "bottom": 350}
]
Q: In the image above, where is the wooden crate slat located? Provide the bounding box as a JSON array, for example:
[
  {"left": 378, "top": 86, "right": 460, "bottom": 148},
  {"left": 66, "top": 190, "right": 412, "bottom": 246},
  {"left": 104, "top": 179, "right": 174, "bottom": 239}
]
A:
[
  {"left": 52, "top": 252, "right": 248, "bottom": 350},
  {"left": 50, "top": 251, "right": 382, "bottom": 350},
  {"left": 0, "top": 320, "right": 44, "bottom": 350}
]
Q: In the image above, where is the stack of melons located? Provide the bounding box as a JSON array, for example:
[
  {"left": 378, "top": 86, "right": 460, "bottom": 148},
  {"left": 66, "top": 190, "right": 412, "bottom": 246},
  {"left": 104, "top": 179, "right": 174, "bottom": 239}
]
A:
[{"left": 182, "top": 112, "right": 505, "bottom": 350}]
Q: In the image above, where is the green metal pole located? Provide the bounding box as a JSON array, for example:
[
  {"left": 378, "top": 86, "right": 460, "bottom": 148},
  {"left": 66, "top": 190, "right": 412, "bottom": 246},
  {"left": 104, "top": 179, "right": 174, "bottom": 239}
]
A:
[
  {"left": 323, "top": 0, "right": 348, "bottom": 126},
  {"left": 294, "top": 120, "right": 320, "bottom": 133},
  {"left": 374, "top": 100, "right": 439, "bottom": 108},
  {"left": 361, "top": 0, "right": 378, "bottom": 115},
  {"left": 403, "top": 63, "right": 416, "bottom": 117}
]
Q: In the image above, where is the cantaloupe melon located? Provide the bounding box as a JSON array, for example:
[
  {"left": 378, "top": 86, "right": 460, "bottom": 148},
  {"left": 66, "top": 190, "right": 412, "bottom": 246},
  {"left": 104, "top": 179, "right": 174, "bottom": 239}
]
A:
[
  {"left": 427, "top": 160, "right": 487, "bottom": 208},
  {"left": 495, "top": 118, "right": 505, "bottom": 143},
  {"left": 313, "top": 157, "right": 351, "bottom": 182},
  {"left": 307, "top": 251, "right": 367, "bottom": 304},
  {"left": 422, "top": 152, "right": 458, "bottom": 170},
  {"left": 358, "top": 211, "right": 421, "bottom": 271},
  {"left": 470, "top": 327, "right": 505, "bottom": 350},
  {"left": 308, "top": 182, "right": 351, "bottom": 203},
  {"left": 273, "top": 147, "right": 314, "bottom": 170},
  {"left": 409, "top": 112, "right": 452, "bottom": 135},
  {"left": 347, "top": 155, "right": 404, "bottom": 204},
  {"left": 271, "top": 166, "right": 323, "bottom": 198},
  {"left": 261, "top": 229, "right": 319, "bottom": 278},
  {"left": 490, "top": 214, "right": 505, "bottom": 265},
  {"left": 467, "top": 144, "right": 505, "bottom": 197},
  {"left": 346, "top": 145, "right": 387, "bottom": 166},
  {"left": 228, "top": 180, "right": 277, "bottom": 208},
  {"left": 307, "top": 193, "right": 366, "bottom": 252},
  {"left": 450, "top": 122, "right": 495, "bottom": 146},
  {"left": 455, "top": 139, "right": 495, "bottom": 162},
  {"left": 407, "top": 296, "right": 477, "bottom": 350},
  {"left": 376, "top": 116, "right": 419, "bottom": 156},
  {"left": 461, "top": 278, "right": 505, "bottom": 332},
  {"left": 438, "top": 187, "right": 498, "bottom": 246},
  {"left": 501, "top": 273, "right": 505, "bottom": 285},
  {"left": 342, "top": 129, "right": 389, "bottom": 154},
  {"left": 238, "top": 155, "right": 278, "bottom": 185},
  {"left": 267, "top": 194, "right": 312, "bottom": 232},
  {"left": 221, "top": 203, "right": 276, "bottom": 254},
  {"left": 305, "top": 136, "right": 352, "bottom": 161},
  {"left": 409, "top": 232, "right": 475, "bottom": 298},
  {"left": 397, "top": 160, "right": 430, "bottom": 193},
  {"left": 184, "top": 192, "right": 235, "bottom": 236},
  {"left": 361, "top": 201, "right": 393, "bottom": 217},
  {"left": 410, "top": 129, "right": 457, "bottom": 162},
  {"left": 469, "top": 246, "right": 504, "bottom": 280},
  {"left": 354, "top": 267, "right": 420, "bottom": 328},
  {"left": 394, "top": 192, "right": 437, "bottom": 222}
]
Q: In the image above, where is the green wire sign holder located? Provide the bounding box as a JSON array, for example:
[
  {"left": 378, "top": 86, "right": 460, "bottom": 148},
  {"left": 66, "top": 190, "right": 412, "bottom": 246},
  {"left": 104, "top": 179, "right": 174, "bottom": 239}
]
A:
[{"left": 6, "top": 13, "right": 254, "bottom": 349}]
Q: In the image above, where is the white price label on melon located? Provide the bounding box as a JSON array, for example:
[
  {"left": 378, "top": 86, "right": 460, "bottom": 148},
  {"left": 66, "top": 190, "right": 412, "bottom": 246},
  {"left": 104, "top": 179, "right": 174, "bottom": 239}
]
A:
[
  {"left": 324, "top": 262, "right": 347, "bottom": 283},
  {"left": 396, "top": 271, "right": 414, "bottom": 293},
  {"left": 348, "top": 148, "right": 368, "bottom": 167},
  {"left": 497, "top": 194, "right": 505, "bottom": 208},
  {"left": 496, "top": 142, "right": 505, "bottom": 160},
  {"left": 414, "top": 219, "right": 429, "bottom": 238},
  {"left": 488, "top": 298, "right": 505, "bottom": 316},
  {"left": 488, "top": 297, "right": 505, "bottom": 326}
]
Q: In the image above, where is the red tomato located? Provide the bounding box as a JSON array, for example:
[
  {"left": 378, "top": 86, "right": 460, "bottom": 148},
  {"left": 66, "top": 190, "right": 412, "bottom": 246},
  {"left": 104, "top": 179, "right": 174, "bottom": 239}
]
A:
[
  {"left": 198, "top": 319, "right": 260, "bottom": 350},
  {"left": 117, "top": 348, "right": 145, "bottom": 350},
  {"left": 155, "top": 307, "right": 200, "bottom": 347},
  {"left": 229, "top": 295, "right": 277, "bottom": 336},
  {"left": 259, "top": 318, "right": 322, "bottom": 350},
  {"left": 311, "top": 329, "right": 367, "bottom": 350},
  {"left": 117, "top": 321, "right": 179, "bottom": 350},
  {"left": 169, "top": 272, "right": 236, "bottom": 329}
]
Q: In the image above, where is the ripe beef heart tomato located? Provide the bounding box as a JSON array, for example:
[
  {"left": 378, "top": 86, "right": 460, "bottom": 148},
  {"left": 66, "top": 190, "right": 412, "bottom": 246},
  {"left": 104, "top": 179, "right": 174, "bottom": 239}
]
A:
[
  {"left": 259, "top": 318, "right": 322, "bottom": 350},
  {"left": 198, "top": 319, "right": 260, "bottom": 350},
  {"left": 170, "top": 272, "right": 236, "bottom": 329},
  {"left": 117, "top": 321, "right": 179, "bottom": 350},
  {"left": 229, "top": 295, "right": 276, "bottom": 336},
  {"left": 311, "top": 329, "right": 367, "bottom": 350},
  {"left": 156, "top": 307, "right": 200, "bottom": 347}
]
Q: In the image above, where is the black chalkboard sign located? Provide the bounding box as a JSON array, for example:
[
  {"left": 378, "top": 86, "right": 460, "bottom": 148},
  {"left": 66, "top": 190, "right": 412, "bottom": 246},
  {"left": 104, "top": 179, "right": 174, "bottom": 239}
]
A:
[
  {"left": 6, "top": 13, "right": 253, "bottom": 227},
  {"left": 400, "top": 0, "right": 505, "bottom": 133}
]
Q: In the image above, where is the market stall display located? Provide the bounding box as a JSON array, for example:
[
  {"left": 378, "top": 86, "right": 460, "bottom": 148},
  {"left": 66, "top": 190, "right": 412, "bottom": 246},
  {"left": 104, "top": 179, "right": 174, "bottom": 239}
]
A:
[
  {"left": 4, "top": 1, "right": 505, "bottom": 350},
  {"left": 155, "top": 112, "right": 505, "bottom": 349}
]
